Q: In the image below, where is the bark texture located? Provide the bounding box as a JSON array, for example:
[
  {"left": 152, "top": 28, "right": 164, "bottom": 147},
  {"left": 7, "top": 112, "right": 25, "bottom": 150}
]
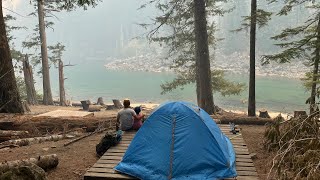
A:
[
  {"left": 193, "top": 0, "right": 214, "bottom": 114},
  {"left": 0, "top": 1, "right": 24, "bottom": 113},
  {"left": 37, "top": 0, "right": 53, "bottom": 105},
  {"left": 58, "top": 60, "right": 66, "bottom": 106},
  {"left": 310, "top": 17, "right": 320, "bottom": 114},
  {"left": 248, "top": 0, "right": 257, "bottom": 117},
  {"left": 23, "top": 55, "right": 38, "bottom": 105}
]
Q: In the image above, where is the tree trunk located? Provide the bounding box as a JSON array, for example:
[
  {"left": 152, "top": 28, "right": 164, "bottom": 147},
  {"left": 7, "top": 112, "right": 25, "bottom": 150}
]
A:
[
  {"left": 37, "top": 0, "right": 53, "bottom": 105},
  {"left": 0, "top": 1, "right": 24, "bottom": 113},
  {"left": 193, "top": 0, "right": 215, "bottom": 114},
  {"left": 58, "top": 60, "right": 66, "bottom": 106},
  {"left": 195, "top": 63, "right": 201, "bottom": 107},
  {"left": 310, "top": 16, "right": 320, "bottom": 114},
  {"left": 248, "top": 0, "right": 257, "bottom": 117},
  {"left": 23, "top": 55, "right": 38, "bottom": 105}
]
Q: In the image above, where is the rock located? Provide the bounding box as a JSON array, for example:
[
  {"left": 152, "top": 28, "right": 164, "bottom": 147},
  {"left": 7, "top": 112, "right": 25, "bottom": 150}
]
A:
[
  {"left": 0, "top": 163, "right": 47, "bottom": 180},
  {"left": 51, "top": 145, "right": 56, "bottom": 149},
  {"left": 42, "top": 148, "right": 49, "bottom": 152}
]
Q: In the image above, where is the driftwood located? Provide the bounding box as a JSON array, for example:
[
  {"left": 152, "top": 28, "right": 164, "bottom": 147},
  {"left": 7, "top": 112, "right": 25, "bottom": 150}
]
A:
[
  {"left": 0, "top": 154, "right": 58, "bottom": 173},
  {"left": 0, "top": 134, "right": 75, "bottom": 147},
  {"left": 71, "top": 102, "right": 82, "bottom": 107},
  {"left": 259, "top": 109, "right": 271, "bottom": 118},
  {"left": 64, "top": 128, "right": 107, "bottom": 147},
  {"left": 294, "top": 111, "right": 307, "bottom": 118},
  {"left": 0, "top": 130, "right": 29, "bottom": 142},
  {"left": 112, "top": 99, "right": 123, "bottom": 109},
  {"left": 0, "top": 130, "right": 29, "bottom": 137},
  {"left": 88, "top": 105, "right": 102, "bottom": 112}
]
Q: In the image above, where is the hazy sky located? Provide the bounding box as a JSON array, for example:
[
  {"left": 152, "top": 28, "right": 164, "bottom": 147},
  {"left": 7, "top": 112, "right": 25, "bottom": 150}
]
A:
[
  {"left": 4, "top": 0, "right": 151, "bottom": 64},
  {"left": 3, "top": 0, "right": 309, "bottom": 64}
]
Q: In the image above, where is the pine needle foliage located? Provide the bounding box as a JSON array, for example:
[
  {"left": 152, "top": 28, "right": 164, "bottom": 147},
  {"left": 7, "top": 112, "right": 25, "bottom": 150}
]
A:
[
  {"left": 262, "top": 0, "right": 320, "bottom": 112},
  {"left": 140, "top": 0, "right": 245, "bottom": 96}
]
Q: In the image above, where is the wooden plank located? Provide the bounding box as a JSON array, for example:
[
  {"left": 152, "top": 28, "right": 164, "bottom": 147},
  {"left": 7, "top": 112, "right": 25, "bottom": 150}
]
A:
[
  {"left": 225, "top": 176, "right": 259, "bottom": 180},
  {"left": 84, "top": 172, "right": 136, "bottom": 180},
  {"left": 87, "top": 168, "right": 258, "bottom": 177},
  {"left": 236, "top": 162, "right": 255, "bottom": 167},
  {"left": 93, "top": 163, "right": 116, "bottom": 168},
  {"left": 87, "top": 168, "right": 118, "bottom": 173},
  {"left": 236, "top": 166, "right": 257, "bottom": 171},
  {"left": 85, "top": 124, "right": 259, "bottom": 180},
  {"left": 237, "top": 171, "right": 258, "bottom": 176}
]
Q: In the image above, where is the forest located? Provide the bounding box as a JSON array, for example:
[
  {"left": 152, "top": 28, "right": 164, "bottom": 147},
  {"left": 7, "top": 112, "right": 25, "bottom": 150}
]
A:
[{"left": 0, "top": 0, "right": 319, "bottom": 180}]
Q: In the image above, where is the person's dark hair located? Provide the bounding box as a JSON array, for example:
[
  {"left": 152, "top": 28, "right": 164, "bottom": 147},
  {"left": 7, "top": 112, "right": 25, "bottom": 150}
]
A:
[
  {"left": 123, "top": 99, "right": 130, "bottom": 108},
  {"left": 134, "top": 106, "right": 141, "bottom": 115}
]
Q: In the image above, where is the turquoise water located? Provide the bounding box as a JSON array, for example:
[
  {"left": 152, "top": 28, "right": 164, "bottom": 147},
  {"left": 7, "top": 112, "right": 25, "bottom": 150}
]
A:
[{"left": 48, "top": 61, "right": 308, "bottom": 113}]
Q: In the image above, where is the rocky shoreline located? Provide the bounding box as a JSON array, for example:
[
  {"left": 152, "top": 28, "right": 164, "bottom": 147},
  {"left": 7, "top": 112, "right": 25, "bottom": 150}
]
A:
[{"left": 105, "top": 51, "right": 308, "bottom": 79}]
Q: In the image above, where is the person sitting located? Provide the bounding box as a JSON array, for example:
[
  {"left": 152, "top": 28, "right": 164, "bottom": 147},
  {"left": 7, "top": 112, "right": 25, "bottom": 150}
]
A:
[
  {"left": 116, "top": 99, "right": 143, "bottom": 131},
  {"left": 132, "top": 106, "right": 145, "bottom": 130}
]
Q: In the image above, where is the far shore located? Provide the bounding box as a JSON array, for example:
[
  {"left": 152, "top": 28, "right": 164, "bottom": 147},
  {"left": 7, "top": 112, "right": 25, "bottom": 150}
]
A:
[{"left": 42, "top": 99, "right": 291, "bottom": 119}]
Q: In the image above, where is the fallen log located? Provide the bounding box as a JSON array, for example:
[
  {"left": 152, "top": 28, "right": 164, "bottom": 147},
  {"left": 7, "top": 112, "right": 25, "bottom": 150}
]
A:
[
  {"left": 0, "top": 134, "right": 75, "bottom": 147},
  {"left": 0, "top": 121, "right": 14, "bottom": 130},
  {"left": 0, "top": 130, "right": 29, "bottom": 137},
  {"left": 88, "top": 105, "right": 102, "bottom": 112},
  {"left": 64, "top": 128, "right": 107, "bottom": 147},
  {"left": 0, "top": 154, "right": 58, "bottom": 173},
  {"left": 71, "top": 102, "right": 82, "bottom": 107}
]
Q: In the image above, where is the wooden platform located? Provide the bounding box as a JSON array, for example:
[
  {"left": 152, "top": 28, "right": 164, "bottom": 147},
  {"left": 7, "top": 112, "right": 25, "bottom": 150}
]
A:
[
  {"left": 84, "top": 125, "right": 259, "bottom": 180},
  {"left": 35, "top": 110, "right": 93, "bottom": 118}
]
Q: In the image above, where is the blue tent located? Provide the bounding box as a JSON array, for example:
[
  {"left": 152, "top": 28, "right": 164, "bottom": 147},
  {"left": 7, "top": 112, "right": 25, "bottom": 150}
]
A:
[{"left": 115, "top": 101, "right": 237, "bottom": 180}]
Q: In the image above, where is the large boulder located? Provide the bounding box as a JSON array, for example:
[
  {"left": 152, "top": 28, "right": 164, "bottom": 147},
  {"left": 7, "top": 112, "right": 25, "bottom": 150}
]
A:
[{"left": 0, "top": 163, "right": 46, "bottom": 180}]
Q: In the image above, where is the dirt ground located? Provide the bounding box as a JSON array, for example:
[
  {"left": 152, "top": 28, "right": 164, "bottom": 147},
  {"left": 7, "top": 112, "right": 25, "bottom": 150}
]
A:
[
  {"left": 0, "top": 105, "right": 274, "bottom": 180},
  {"left": 241, "top": 125, "right": 274, "bottom": 180}
]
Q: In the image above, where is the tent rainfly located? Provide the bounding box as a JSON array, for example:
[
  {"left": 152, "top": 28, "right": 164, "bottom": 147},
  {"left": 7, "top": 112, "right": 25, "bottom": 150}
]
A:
[{"left": 115, "top": 101, "right": 237, "bottom": 180}]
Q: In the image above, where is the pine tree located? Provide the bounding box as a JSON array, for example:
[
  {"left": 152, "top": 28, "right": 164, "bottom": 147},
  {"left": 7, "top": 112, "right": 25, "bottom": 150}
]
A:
[
  {"left": 0, "top": 1, "right": 24, "bottom": 113},
  {"left": 0, "top": 0, "right": 100, "bottom": 112},
  {"left": 234, "top": 0, "right": 272, "bottom": 116},
  {"left": 48, "top": 43, "right": 67, "bottom": 106},
  {"left": 140, "top": 0, "right": 245, "bottom": 114},
  {"left": 262, "top": 0, "right": 320, "bottom": 114}
]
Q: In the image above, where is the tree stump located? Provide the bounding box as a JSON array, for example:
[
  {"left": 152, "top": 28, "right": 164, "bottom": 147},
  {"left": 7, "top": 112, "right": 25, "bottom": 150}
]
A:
[
  {"left": 294, "top": 111, "right": 307, "bottom": 118},
  {"left": 80, "top": 100, "right": 91, "bottom": 111},
  {"left": 112, "top": 99, "right": 123, "bottom": 109},
  {"left": 22, "top": 101, "right": 31, "bottom": 112},
  {"left": 97, "top": 97, "right": 105, "bottom": 106},
  {"left": 259, "top": 109, "right": 271, "bottom": 118}
]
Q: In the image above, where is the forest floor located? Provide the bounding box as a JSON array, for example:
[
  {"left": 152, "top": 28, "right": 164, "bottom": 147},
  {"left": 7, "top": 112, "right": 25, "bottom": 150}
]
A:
[{"left": 0, "top": 105, "right": 273, "bottom": 180}]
